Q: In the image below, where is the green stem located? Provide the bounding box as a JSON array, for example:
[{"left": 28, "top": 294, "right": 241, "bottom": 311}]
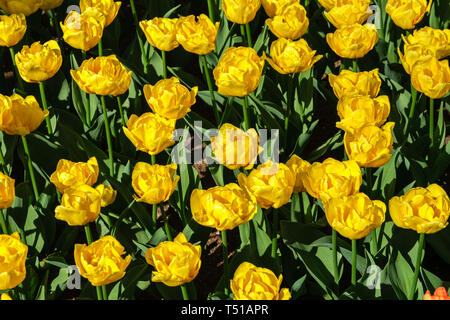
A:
[
  {"left": 178, "top": 166, "right": 188, "bottom": 226},
  {"left": 242, "top": 96, "right": 250, "bottom": 131},
  {"left": 102, "top": 285, "right": 108, "bottom": 300},
  {"left": 285, "top": 74, "right": 294, "bottom": 150},
  {"left": 245, "top": 23, "right": 252, "bottom": 47},
  {"left": 429, "top": 98, "right": 434, "bottom": 148},
  {"left": 201, "top": 55, "right": 220, "bottom": 125},
  {"left": 0, "top": 210, "right": 9, "bottom": 234},
  {"left": 9, "top": 47, "right": 25, "bottom": 92},
  {"left": 39, "top": 82, "right": 52, "bottom": 135},
  {"left": 180, "top": 284, "right": 190, "bottom": 300},
  {"left": 351, "top": 239, "right": 357, "bottom": 285},
  {"left": 221, "top": 230, "right": 229, "bottom": 296},
  {"left": 408, "top": 84, "right": 417, "bottom": 121},
  {"left": 161, "top": 204, "right": 173, "bottom": 241},
  {"left": 100, "top": 96, "right": 114, "bottom": 176},
  {"left": 151, "top": 155, "right": 157, "bottom": 232},
  {"left": 271, "top": 210, "right": 279, "bottom": 259},
  {"left": 21, "top": 135, "right": 39, "bottom": 202},
  {"left": 130, "top": 0, "right": 148, "bottom": 75},
  {"left": 161, "top": 50, "right": 167, "bottom": 79},
  {"left": 98, "top": 38, "right": 103, "bottom": 56},
  {"left": 116, "top": 96, "right": 126, "bottom": 126},
  {"left": 353, "top": 60, "right": 358, "bottom": 72},
  {"left": 332, "top": 229, "right": 339, "bottom": 285},
  {"left": 207, "top": 0, "right": 215, "bottom": 23},
  {"left": 408, "top": 233, "right": 425, "bottom": 300},
  {"left": 240, "top": 24, "right": 246, "bottom": 44},
  {"left": 0, "top": 147, "right": 7, "bottom": 174}
]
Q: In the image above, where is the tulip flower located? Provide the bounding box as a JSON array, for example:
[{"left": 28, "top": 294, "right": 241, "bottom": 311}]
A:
[
  {"left": 39, "top": 0, "right": 63, "bottom": 10},
  {"left": 50, "top": 157, "right": 99, "bottom": 194},
  {"left": 145, "top": 233, "right": 201, "bottom": 287},
  {"left": 323, "top": 0, "right": 373, "bottom": 28},
  {"left": 222, "top": 0, "right": 261, "bottom": 25},
  {"left": 54, "top": 184, "right": 103, "bottom": 226},
  {"left": 15, "top": 40, "right": 62, "bottom": 83},
  {"left": 318, "top": 0, "right": 371, "bottom": 11},
  {"left": 211, "top": 123, "right": 263, "bottom": 170},
  {"left": 0, "top": 14, "right": 26, "bottom": 47},
  {"left": 175, "top": 14, "right": 220, "bottom": 56},
  {"left": 424, "top": 287, "right": 450, "bottom": 300},
  {"left": 74, "top": 235, "right": 132, "bottom": 286},
  {"left": 410, "top": 56, "right": 450, "bottom": 99},
  {"left": 131, "top": 162, "right": 179, "bottom": 205},
  {"left": 213, "top": 46, "right": 265, "bottom": 98},
  {"left": 324, "top": 192, "right": 386, "bottom": 240},
  {"left": 328, "top": 68, "right": 381, "bottom": 99},
  {"left": 386, "top": 0, "right": 432, "bottom": 30},
  {"left": 139, "top": 17, "right": 179, "bottom": 52},
  {"left": 61, "top": 8, "right": 106, "bottom": 52},
  {"left": 0, "top": 232, "right": 28, "bottom": 290},
  {"left": 94, "top": 184, "right": 117, "bottom": 207},
  {"left": 336, "top": 95, "right": 391, "bottom": 133},
  {"left": 400, "top": 27, "right": 450, "bottom": 60},
  {"left": 266, "top": 3, "right": 309, "bottom": 40},
  {"left": 0, "top": 172, "right": 14, "bottom": 210},
  {"left": 261, "top": 0, "right": 299, "bottom": 17},
  {"left": 143, "top": 77, "right": 198, "bottom": 120},
  {"left": 230, "top": 262, "right": 291, "bottom": 300},
  {"left": 1, "top": 293, "right": 12, "bottom": 300},
  {"left": 0, "top": 0, "right": 42, "bottom": 16},
  {"left": 286, "top": 155, "right": 311, "bottom": 193},
  {"left": 190, "top": 183, "right": 258, "bottom": 231},
  {"left": 326, "top": 23, "right": 379, "bottom": 59},
  {"left": 123, "top": 113, "right": 176, "bottom": 156},
  {"left": 303, "top": 158, "right": 362, "bottom": 203},
  {"left": 264, "top": 38, "right": 322, "bottom": 74},
  {"left": 80, "top": 0, "right": 121, "bottom": 27}
]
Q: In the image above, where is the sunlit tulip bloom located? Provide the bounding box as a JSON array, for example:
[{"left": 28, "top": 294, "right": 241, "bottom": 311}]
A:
[
  {"left": 324, "top": 0, "right": 373, "bottom": 28},
  {"left": 222, "top": 0, "right": 261, "bottom": 24},
  {"left": 139, "top": 17, "right": 179, "bottom": 52},
  {"left": 286, "top": 155, "right": 311, "bottom": 193},
  {"left": 386, "top": 0, "right": 432, "bottom": 30},
  {"left": 40, "top": 0, "right": 63, "bottom": 10},
  {"left": 389, "top": 184, "right": 450, "bottom": 234},
  {"left": 424, "top": 287, "right": 450, "bottom": 300},
  {"left": 0, "top": 232, "right": 28, "bottom": 290},
  {"left": 400, "top": 27, "right": 450, "bottom": 59},
  {"left": 50, "top": 157, "right": 99, "bottom": 194},
  {"left": 266, "top": 3, "right": 309, "bottom": 40},
  {"left": 0, "top": 0, "right": 42, "bottom": 16},
  {"left": 410, "top": 56, "right": 450, "bottom": 99},
  {"left": 95, "top": 184, "right": 117, "bottom": 207},
  {"left": 261, "top": 0, "right": 299, "bottom": 17},
  {"left": 318, "top": 0, "right": 371, "bottom": 11},
  {"left": 80, "top": 0, "right": 121, "bottom": 27},
  {"left": 145, "top": 233, "right": 201, "bottom": 287},
  {"left": 0, "top": 14, "right": 26, "bottom": 47},
  {"left": 230, "top": 262, "right": 291, "bottom": 300},
  {"left": 74, "top": 235, "right": 132, "bottom": 286},
  {"left": 0, "top": 172, "right": 15, "bottom": 209},
  {"left": 328, "top": 68, "right": 381, "bottom": 99},
  {"left": 1, "top": 293, "right": 12, "bottom": 300}
]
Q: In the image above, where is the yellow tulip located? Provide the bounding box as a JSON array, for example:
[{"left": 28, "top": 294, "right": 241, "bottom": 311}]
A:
[
  {"left": 398, "top": 44, "right": 434, "bottom": 75},
  {"left": 145, "top": 233, "right": 201, "bottom": 287},
  {"left": 303, "top": 158, "right": 362, "bottom": 203},
  {"left": 318, "top": 0, "right": 371, "bottom": 11},
  {"left": 213, "top": 46, "right": 265, "bottom": 97},
  {"left": 261, "top": 0, "right": 299, "bottom": 17},
  {"left": 324, "top": 192, "right": 386, "bottom": 240},
  {"left": 15, "top": 40, "right": 62, "bottom": 83},
  {"left": 0, "top": 172, "right": 14, "bottom": 209},
  {"left": 0, "top": 0, "right": 42, "bottom": 16},
  {"left": 222, "top": 0, "right": 261, "bottom": 24},
  {"left": 61, "top": 8, "right": 106, "bottom": 52},
  {"left": 80, "top": 0, "right": 121, "bottom": 27},
  {"left": 54, "top": 184, "right": 102, "bottom": 226},
  {"left": 211, "top": 123, "right": 263, "bottom": 170},
  {"left": 175, "top": 14, "right": 220, "bottom": 56},
  {"left": 95, "top": 184, "right": 117, "bottom": 207},
  {"left": 410, "top": 56, "right": 450, "bottom": 99},
  {"left": 50, "top": 157, "right": 99, "bottom": 194},
  {"left": 238, "top": 160, "right": 296, "bottom": 209},
  {"left": 264, "top": 38, "right": 322, "bottom": 74},
  {"left": 0, "top": 232, "right": 27, "bottom": 290},
  {"left": 143, "top": 77, "right": 198, "bottom": 120},
  {"left": 0, "top": 14, "right": 26, "bottom": 47},
  {"left": 190, "top": 183, "right": 258, "bottom": 231},
  {"left": 328, "top": 68, "right": 381, "bottom": 99},
  {"left": 230, "top": 262, "right": 291, "bottom": 300},
  {"left": 0, "top": 93, "right": 49, "bottom": 136},
  {"left": 123, "top": 113, "right": 175, "bottom": 155},
  {"left": 401, "top": 27, "right": 450, "bottom": 59},
  {"left": 71, "top": 54, "right": 132, "bottom": 96},
  {"left": 286, "top": 155, "right": 311, "bottom": 193},
  {"left": 326, "top": 23, "right": 379, "bottom": 59},
  {"left": 266, "top": 3, "right": 309, "bottom": 40},
  {"left": 344, "top": 122, "right": 395, "bottom": 168},
  {"left": 386, "top": 0, "right": 432, "bottom": 30},
  {"left": 389, "top": 184, "right": 450, "bottom": 234},
  {"left": 139, "top": 17, "right": 179, "bottom": 52},
  {"left": 74, "top": 235, "right": 132, "bottom": 286},
  {"left": 323, "top": 0, "right": 373, "bottom": 28},
  {"left": 131, "top": 162, "right": 179, "bottom": 205},
  {"left": 39, "top": 0, "right": 63, "bottom": 10},
  {"left": 336, "top": 95, "right": 391, "bottom": 133},
  {"left": 1, "top": 293, "right": 12, "bottom": 300}
]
